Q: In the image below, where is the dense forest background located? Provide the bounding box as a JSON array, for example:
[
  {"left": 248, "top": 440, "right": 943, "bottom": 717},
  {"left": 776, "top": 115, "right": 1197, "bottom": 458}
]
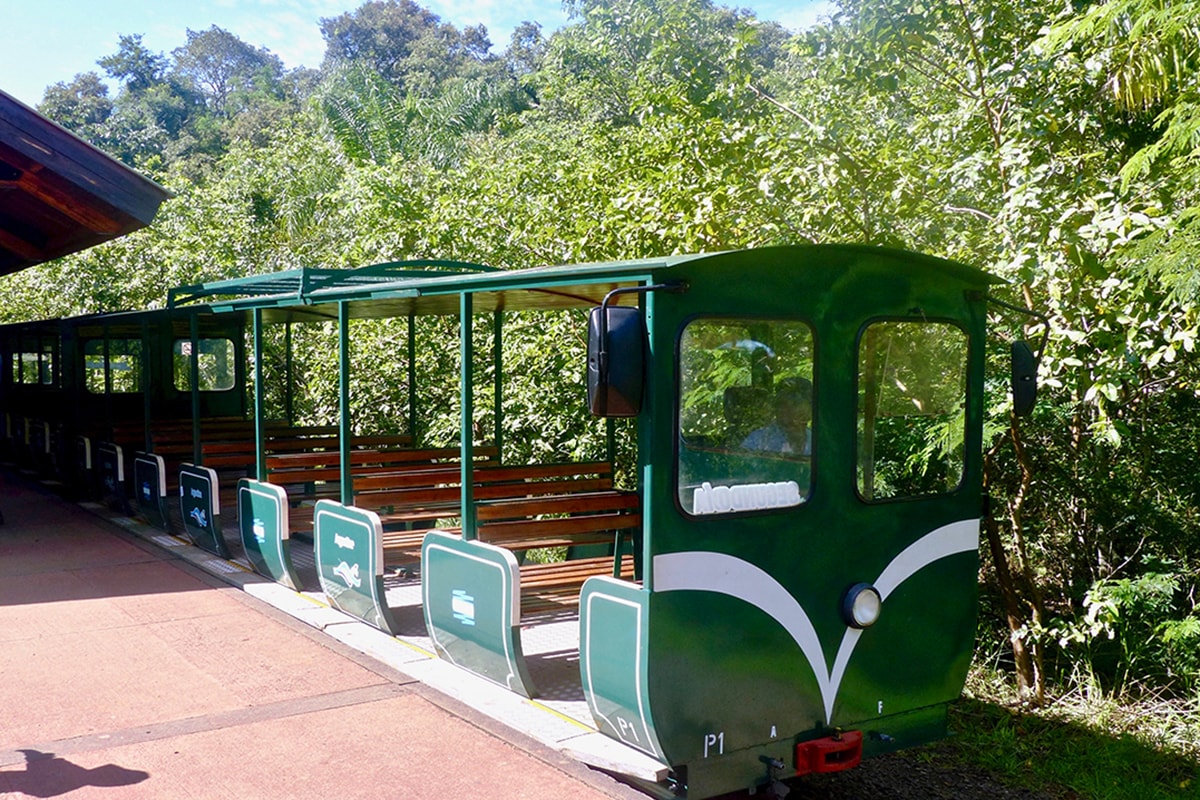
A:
[{"left": 5, "top": 0, "right": 1200, "bottom": 742}]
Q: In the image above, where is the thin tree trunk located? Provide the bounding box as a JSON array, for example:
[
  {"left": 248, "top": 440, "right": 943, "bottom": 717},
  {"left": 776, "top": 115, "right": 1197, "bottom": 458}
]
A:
[{"left": 983, "top": 431, "right": 1045, "bottom": 706}]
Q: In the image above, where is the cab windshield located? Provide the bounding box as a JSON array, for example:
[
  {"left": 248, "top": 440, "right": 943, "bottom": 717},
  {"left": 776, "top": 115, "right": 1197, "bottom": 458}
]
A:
[{"left": 677, "top": 318, "right": 814, "bottom": 516}]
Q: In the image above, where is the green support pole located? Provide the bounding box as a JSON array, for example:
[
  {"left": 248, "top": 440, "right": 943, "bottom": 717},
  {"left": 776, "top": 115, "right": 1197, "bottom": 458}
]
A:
[
  {"left": 239, "top": 334, "right": 248, "bottom": 424},
  {"left": 493, "top": 311, "right": 503, "bottom": 462},
  {"left": 102, "top": 325, "right": 111, "bottom": 421},
  {"left": 407, "top": 314, "right": 417, "bottom": 445},
  {"left": 460, "top": 293, "right": 476, "bottom": 537},
  {"left": 253, "top": 309, "right": 266, "bottom": 481},
  {"left": 61, "top": 319, "right": 78, "bottom": 442},
  {"left": 190, "top": 313, "right": 201, "bottom": 465},
  {"left": 338, "top": 301, "right": 352, "bottom": 503},
  {"left": 141, "top": 320, "right": 151, "bottom": 453},
  {"left": 285, "top": 322, "right": 294, "bottom": 425}
]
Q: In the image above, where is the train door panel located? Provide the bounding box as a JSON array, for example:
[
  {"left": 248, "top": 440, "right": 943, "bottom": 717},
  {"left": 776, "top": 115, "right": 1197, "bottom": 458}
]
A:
[
  {"left": 639, "top": 263, "right": 830, "bottom": 770},
  {"left": 648, "top": 304, "right": 827, "bottom": 768},
  {"left": 828, "top": 317, "right": 981, "bottom": 729}
]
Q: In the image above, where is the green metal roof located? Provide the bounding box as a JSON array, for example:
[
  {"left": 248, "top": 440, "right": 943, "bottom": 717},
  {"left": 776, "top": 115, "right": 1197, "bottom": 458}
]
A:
[
  {"left": 167, "top": 259, "right": 500, "bottom": 309},
  {"left": 181, "top": 254, "right": 681, "bottom": 322},
  {"left": 168, "top": 246, "right": 1001, "bottom": 324}
]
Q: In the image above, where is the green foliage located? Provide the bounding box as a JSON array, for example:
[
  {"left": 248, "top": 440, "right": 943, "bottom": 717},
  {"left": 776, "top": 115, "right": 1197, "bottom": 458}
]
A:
[
  {"left": 314, "top": 63, "right": 530, "bottom": 167},
  {"left": 173, "top": 26, "right": 286, "bottom": 117},
  {"left": 946, "top": 694, "right": 1200, "bottom": 799},
  {"left": 1040, "top": 570, "right": 1200, "bottom": 697},
  {"left": 37, "top": 73, "right": 114, "bottom": 143},
  {"left": 543, "top": 0, "right": 769, "bottom": 125},
  {"left": 98, "top": 34, "right": 170, "bottom": 92}
]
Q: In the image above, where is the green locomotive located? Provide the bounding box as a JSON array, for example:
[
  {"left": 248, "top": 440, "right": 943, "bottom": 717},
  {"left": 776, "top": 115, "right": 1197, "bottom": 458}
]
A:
[{"left": 1, "top": 244, "right": 1028, "bottom": 799}]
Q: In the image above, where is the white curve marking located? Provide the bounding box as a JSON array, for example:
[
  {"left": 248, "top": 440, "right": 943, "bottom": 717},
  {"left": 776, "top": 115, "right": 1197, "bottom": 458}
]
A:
[{"left": 652, "top": 518, "right": 979, "bottom": 723}]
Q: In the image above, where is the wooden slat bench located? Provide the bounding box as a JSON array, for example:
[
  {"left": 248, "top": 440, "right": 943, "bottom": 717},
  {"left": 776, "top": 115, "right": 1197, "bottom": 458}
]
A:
[
  {"left": 94, "top": 416, "right": 251, "bottom": 506},
  {"left": 149, "top": 424, "right": 354, "bottom": 512},
  {"left": 476, "top": 489, "right": 641, "bottom": 614},
  {"left": 269, "top": 445, "right": 500, "bottom": 537},
  {"left": 265, "top": 444, "right": 483, "bottom": 486},
  {"left": 519, "top": 554, "right": 637, "bottom": 615},
  {"left": 130, "top": 424, "right": 402, "bottom": 527},
  {"left": 369, "top": 461, "right": 620, "bottom": 561},
  {"left": 180, "top": 431, "right": 411, "bottom": 502},
  {"left": 369, "top": 463, "right": 640, "bottom": 615},
  {"left": 198, "top": 433, "right": 414, "bottom": 498}
]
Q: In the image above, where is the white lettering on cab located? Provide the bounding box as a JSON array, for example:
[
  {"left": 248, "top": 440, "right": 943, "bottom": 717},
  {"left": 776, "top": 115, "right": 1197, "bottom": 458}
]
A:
[{"left": 692, "top": 480, "right": 801, "bottom": 515}]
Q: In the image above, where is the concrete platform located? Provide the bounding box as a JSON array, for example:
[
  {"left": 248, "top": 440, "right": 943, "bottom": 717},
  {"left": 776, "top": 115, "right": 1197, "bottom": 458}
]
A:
[{"left": 0, "top": 473, "right": 653, "bottom": 799}]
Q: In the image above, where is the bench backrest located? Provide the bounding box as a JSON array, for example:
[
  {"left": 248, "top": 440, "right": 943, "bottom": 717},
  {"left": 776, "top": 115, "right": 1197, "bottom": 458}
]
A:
[
  {"left": 352, "top": 460, "right": 615, "bottom": 508},
  {"left": 267, "top": 443, "right": 496, "bottom": 474}
]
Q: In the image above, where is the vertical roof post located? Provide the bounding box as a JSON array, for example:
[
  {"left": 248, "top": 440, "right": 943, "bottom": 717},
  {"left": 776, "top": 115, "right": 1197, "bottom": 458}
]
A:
[
  {"left": 190, "top": 313, "right": 201, "bottom": 465},
  {"left": 493, "top": 310, "right": 503, "bottom": 463},
  {"left": 338, "top": 301, "right": 352, "bottom": 503},
  {"left": 407, "top": 314, "right": 417, "bottom": 446},
  {"left": 253, "top": 308, "right": 266, "bottom": 482},
  {"left": 460, "top": 293, "right": 476, "bottom": 538}
]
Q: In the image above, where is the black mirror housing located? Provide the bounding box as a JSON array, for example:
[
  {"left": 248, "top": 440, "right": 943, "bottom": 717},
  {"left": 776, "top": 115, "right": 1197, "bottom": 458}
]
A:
[
  {"left": 587, "top": 305, "right": 644, "bottom": 417},
  {"left": 1012, "top": 340, "right": 1037, "bottom": 417}
]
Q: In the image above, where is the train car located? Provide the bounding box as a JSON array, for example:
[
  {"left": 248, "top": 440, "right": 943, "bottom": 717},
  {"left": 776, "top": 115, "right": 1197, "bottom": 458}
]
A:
[
  {"left": 0, "top": 306, "right": 247, "bottom": 510},
  {"left": 580, "top": 246, "right": 998, "bottom": 797},
  {"left": 3, "top": 244, "right": 1031, "bottom": 799},
  {"left": 0, "top": 247, "right": 1036, "bottom": 796}
]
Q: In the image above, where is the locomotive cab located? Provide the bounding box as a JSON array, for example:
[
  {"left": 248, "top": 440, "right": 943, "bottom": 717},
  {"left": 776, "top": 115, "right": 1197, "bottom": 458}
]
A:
[{"left": 580, "top": 245, "right": 998, "bottom": 798}]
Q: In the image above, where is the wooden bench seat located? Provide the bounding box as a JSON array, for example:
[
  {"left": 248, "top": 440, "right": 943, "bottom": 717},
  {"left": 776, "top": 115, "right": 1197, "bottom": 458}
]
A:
[
  {"left": 269, "top": 446, "right": 500, "bottom": 536},
  {"left": 130, "top": 425, "right": 400, "bottom": 528},
  {"left": 378, "top": 474, "right": 640, "bottom": 618},
  {"left": 519, "top": 554, "right": 637, "bottom": 615},
  {"left": 363, "top": 461, "right": 623, "bottom": 563},
  {"left": 267, "top": 445, "right": 494, "bottom": 485},
  {"left": 356, "top": 460, "right": 615, "bottom": 516},
  {"left": 475, "top": 490, "right": 640, "bottom": 549},
  {"left": 476, "top": 487, "right": 640, "bottom": 616}
]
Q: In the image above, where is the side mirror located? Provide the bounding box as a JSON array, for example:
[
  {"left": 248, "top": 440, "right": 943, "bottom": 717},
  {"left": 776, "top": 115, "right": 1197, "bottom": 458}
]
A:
[
  {"left": 587, "top": 305, "right": 644, "bottom": 417},
  {"left": 1011, "top": 340, "right": 1037, "bottom": 417}
]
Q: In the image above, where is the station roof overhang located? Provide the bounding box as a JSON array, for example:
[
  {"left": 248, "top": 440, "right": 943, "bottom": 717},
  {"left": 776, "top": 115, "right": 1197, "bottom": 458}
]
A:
[{"left": 0, "top": 90, "right": 171, "bottom": 276}]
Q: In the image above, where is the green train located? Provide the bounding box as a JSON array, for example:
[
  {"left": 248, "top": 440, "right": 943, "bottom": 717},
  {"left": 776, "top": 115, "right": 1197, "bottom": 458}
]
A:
[{"left": 0, "top": 245, "right": 1036, "bottom": 798}]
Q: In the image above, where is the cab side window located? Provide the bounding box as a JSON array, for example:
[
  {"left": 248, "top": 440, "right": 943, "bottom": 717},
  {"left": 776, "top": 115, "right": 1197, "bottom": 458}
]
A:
[
  {"left": 857, "top": 321, "right": 967, "bottom": 501},
  {"left": 10, "top": 336, "right": 57, "bottom": 386}
]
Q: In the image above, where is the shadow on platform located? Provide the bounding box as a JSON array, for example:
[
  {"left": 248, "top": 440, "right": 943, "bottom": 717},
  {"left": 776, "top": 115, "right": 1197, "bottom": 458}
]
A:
[{"left": 0, "top": 750, "right": 149, "bottom": 798}]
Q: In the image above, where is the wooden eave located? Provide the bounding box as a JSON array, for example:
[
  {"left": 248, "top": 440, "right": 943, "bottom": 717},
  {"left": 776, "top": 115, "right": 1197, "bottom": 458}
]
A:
[{"left": 0, "top": 89, "right": 171, "bottom": 276}]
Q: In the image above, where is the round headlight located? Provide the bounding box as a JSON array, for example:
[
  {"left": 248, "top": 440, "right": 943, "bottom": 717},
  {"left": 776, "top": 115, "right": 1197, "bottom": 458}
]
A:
[{"left": 842, "top": 583, "right": 882, "bottom": 629}]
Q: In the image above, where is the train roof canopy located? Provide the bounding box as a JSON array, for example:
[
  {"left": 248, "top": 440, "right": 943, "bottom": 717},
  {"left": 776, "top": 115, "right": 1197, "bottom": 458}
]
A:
[
  {"left": 0, "top": 90, "right": 171, "bottom": 276},
  {"left": 171, "top": 246, "right": 1000, "bottom": 324}
]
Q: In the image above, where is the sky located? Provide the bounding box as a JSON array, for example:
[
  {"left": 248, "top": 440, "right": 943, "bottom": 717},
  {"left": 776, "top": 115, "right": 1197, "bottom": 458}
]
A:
[{"left": 0, "top": 0, "right": 834, "bottom": 108}]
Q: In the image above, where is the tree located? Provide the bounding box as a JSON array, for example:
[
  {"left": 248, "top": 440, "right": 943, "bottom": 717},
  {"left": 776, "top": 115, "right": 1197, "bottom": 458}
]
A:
[
  {"left": 538, "top": 0, "right": 777, "bottom": 124},
  {"left": 314, "top": 62, "right": 532, "bottom": 168},
  {"left": 319, "top": 0, "right": 481, "bottom": 94},
  {"left": 1043, "top": 1, "right": 1200, "bottom": 302},
  {"left": 172, "top": 26, "right": 285, "bottom": 117},
  {"left": 37, "top": 73, "right": 113, "bottom": 146},
  {"left": 98, "top": 34, "right": 169, "bottom": 92},
  {"left": 505, "top": 21, "right": 548, "bottom": 79}
]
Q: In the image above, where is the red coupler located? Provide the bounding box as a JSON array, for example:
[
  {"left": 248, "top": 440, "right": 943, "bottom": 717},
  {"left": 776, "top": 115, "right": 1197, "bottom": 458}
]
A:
[{"left": 794, "top": 729, "right": 863, "bottom": 775}]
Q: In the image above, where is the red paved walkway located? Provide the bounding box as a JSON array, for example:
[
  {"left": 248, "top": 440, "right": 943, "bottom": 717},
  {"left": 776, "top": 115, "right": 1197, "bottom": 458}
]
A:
[{"left": 0, "top": 474, "right": 647, "bottom": 799}]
